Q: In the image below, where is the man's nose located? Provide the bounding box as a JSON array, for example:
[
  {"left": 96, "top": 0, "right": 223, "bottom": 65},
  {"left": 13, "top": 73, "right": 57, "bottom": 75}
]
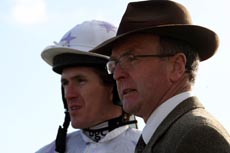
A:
[
  {"left": 64, "top": 84, "right": 79, "bottom": 100},
  {"left": 113, "top": 64, "right": 128, "bottom": 81}
]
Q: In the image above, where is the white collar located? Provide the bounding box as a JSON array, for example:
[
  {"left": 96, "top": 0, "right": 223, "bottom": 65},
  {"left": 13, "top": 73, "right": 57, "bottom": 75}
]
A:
[
  {"left": 142, "top": 91, "right": 193, "bottom": 144},
  {"left": 81, "top": 125, "right": 129, "bottom": 143}
]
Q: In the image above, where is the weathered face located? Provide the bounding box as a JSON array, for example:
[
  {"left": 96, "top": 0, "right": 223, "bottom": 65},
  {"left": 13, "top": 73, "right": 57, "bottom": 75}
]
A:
[
  {"left": 111, "top": 34, "right": 175, "bottom": 121},
  {"left": 61, "top": 67, "right": 121, "bottom": 128}
]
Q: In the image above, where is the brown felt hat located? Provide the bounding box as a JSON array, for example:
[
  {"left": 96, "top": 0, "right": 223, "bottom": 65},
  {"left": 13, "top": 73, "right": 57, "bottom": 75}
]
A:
[{"left": 91, "top": 0, "right": 219, "bottom": 61}]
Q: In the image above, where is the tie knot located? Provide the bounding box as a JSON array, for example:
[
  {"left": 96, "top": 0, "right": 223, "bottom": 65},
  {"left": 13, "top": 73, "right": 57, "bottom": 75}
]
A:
[{"left": 135, "top": 135, "right": 146, "bottom": 153}]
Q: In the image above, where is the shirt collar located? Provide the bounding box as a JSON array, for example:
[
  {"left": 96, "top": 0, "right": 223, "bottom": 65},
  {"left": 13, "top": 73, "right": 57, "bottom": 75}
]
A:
[
  {"left": 81, "top": 125, "right": 129, "bottom": 143},
  {"left": 142, "top": 91, "right": 193, "bottom": 144}
]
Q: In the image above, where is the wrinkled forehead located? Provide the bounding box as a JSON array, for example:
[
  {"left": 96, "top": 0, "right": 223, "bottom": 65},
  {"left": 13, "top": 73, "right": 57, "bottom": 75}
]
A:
[{"left": 111, "top": 33, "right": 161, "bottom": 57}]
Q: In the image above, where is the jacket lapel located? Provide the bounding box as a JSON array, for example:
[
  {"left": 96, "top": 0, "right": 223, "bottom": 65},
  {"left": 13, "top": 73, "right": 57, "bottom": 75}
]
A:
[{"left": 143, "top": 96, "right": 204, "bottom": 152}]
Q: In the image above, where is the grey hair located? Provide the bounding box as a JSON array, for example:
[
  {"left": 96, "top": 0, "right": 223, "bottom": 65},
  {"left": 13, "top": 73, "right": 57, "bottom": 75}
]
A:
[{"left": 158, "top": 37, "right": 200, "bottom": 84}]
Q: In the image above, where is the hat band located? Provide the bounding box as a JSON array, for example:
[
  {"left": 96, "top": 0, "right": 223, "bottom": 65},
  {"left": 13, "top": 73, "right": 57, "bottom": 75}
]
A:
[{"left": 53, "top": 53, "right": 107, "bottom": 74}]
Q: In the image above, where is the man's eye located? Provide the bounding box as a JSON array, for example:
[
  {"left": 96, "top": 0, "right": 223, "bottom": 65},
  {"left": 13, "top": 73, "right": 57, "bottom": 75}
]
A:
[
  {"left": 76, "top": 78, "right": 87, "bottom": 85},
  {"left": 127, "top": 55, "right": 135, "bottom": 61},
  {"left": 61, "top": 80, "right": 68, "bottom": 86}
]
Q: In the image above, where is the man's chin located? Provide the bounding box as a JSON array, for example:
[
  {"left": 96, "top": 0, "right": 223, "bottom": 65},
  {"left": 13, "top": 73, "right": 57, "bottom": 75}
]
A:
[{"left": 123, "top": 100, "right": 135, "bottom": 114}]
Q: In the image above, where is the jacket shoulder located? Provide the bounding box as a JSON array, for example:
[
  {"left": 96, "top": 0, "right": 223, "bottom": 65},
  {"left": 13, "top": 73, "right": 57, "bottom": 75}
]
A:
[{"left": 152, "top": 108, "right": 230, "bottom": 153}]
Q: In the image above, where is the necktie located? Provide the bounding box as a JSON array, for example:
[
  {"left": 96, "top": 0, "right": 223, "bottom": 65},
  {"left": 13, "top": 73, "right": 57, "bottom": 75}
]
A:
[{"left": 135, "top": 135, "right": 146, "bottom": 153}]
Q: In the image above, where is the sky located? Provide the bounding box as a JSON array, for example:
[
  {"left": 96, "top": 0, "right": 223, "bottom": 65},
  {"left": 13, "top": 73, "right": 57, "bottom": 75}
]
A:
[{"left": 1, "top": 0, "right": 229, "bottom": 152}]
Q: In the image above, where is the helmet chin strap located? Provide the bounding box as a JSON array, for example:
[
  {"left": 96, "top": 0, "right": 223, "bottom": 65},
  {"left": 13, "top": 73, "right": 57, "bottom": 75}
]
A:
[{"left": 55, "top": 87, "right": 70, "bottom": 153}]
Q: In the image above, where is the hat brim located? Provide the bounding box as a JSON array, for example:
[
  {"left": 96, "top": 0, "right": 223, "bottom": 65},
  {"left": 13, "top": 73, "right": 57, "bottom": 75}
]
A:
[
  {"left": 92, "top": 24, "right": 219, "bottom": 61},
  {"left": 41, "top": 45, "right": 109, "bottom": 66}
]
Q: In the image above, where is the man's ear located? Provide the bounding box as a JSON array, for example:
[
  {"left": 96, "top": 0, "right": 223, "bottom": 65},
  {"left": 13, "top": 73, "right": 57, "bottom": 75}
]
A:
[{"left": 169, "top": 53, "right": 187, "bottom": 82}]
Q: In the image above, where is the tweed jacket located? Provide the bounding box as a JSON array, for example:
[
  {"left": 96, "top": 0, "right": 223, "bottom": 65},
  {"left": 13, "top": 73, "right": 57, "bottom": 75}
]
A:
[{"left": 139, "top": 96, "right": 230, "bottom": 153}]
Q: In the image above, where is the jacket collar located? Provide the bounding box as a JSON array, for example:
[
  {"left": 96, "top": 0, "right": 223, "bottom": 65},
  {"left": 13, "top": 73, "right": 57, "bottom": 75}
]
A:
[{"left": 143, "top": 96, "right": 204, "bottom": 152}]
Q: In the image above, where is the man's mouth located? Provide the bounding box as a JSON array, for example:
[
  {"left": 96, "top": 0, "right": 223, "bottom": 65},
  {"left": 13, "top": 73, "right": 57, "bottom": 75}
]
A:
[
  {"left": 123, "top": 88, "right": 136, "bottom": 96},
  {"left": 70, "top": 105, "right": 81, "bottom": 111}
]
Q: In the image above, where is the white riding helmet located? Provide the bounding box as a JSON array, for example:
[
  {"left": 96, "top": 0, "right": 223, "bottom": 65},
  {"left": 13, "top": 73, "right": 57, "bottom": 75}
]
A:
[{"left": 41, "top": 20, "right": 117, "bottom": 73}]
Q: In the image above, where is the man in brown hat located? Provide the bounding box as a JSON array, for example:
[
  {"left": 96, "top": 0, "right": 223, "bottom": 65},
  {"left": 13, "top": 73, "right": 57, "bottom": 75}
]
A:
[{"left": 92, "top": 0, "right": 230, "bottom": 153}]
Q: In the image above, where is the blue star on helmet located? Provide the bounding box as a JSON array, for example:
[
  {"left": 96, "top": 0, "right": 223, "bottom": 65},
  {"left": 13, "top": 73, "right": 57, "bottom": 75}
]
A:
[
  {"left": 99, "top": 22, "right": 116, "bottom": 33},
  {"left": 60, "top": 32, "right": 76, "bottom": 47}
]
